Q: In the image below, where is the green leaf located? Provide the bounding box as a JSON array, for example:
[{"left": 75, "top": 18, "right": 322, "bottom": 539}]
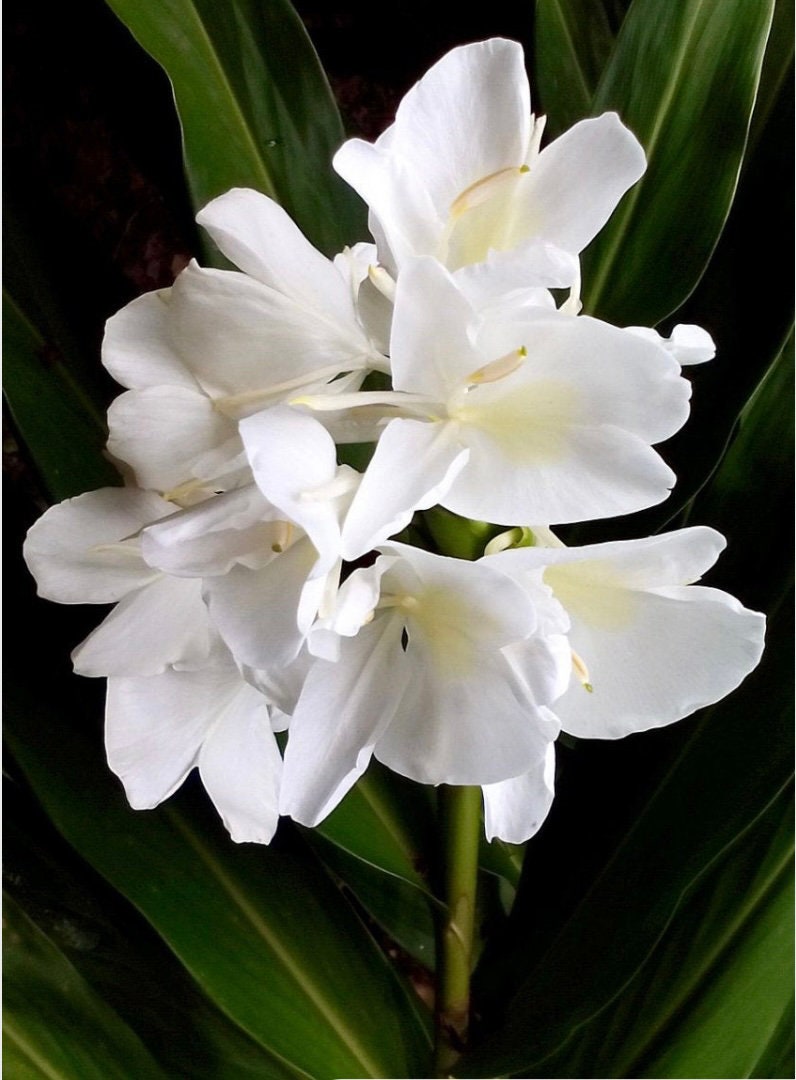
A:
[
  {"left": 582, "top": 0, "right": 775, "bottom": 326},
  {"left": 5, "top": 682, "right": 432, "bottom": 1080},
  {"left": 630, "top": 807, "right": 790, "bottom": 1075},
  {"left": 534, "top": 0, "right": 618, "bottom": 136},
  {"left": 3, "top": 892, "right": 170, "bottom": 1080},
  {"left": 3, "top": 290, "right": 119, "bottom": 501},
  {"left": 514, "top": 787, "right": 793, "bottom": 1078},
  {"left": 313, "top": 762, "right": 436, "bottom": 895},
  {"left": 312, "top": 835, "right": 438, "bottom": 968},
  {"left": 103, "top": 0, "right": 365, "bottom": 255},
  {"left": 4, "top": 770, "right": 304, "bottom": 1080}
]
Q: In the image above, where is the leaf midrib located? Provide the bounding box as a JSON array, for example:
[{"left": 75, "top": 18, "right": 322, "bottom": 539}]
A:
[{"left": 169, "top": 811, "right": 388, "bottom": 1079}]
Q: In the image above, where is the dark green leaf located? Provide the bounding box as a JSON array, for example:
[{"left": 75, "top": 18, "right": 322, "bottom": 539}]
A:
[
  {"left": 103, "top": 0, "right": 366, "bottom": 255},
  {"left": 5, "top": 680, "right": 432, "bottom": 1080},
  {"left": 534, "top": 0, "right": 617, "bottom": 135},
  {"left": 519, "top": 787, "right": 793, "bottom": 1078},
  {"left": 582, "top": 0, "right": 775, "bottom": 325},
  {"left": 3, "top": 892, "right": 171, "bottom": 1080},
  {"left": 314, "top": 761, "right": 436, "bottom": 895},
  {"left": 3, "top": 290, "right": 119, "bottom": 501}
]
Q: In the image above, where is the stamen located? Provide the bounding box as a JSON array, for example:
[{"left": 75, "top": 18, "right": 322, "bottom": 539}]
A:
[
  {"left": 367, "top": 265, "right": 397, "bottom": 303},
  {"left": 527, "top": 113, "right": 547, "bottom": 163},
  {"left": 270, "top": 521, "right": 294, "bottom": 554},
  {"left": 161, "top": 477, "right": 210, "bottom": 504},
  {"left": 214, "top": 363, "right": 361, "bottom": 417},
  {"left": 571, "top": 649, "right": 593, "bottom": 693},
  {"left": 89, "top": 540, "right": 142, "bottom": 559},
  {"left": 450, "top": 166, "right": 530, "bottom": 219},
  {"left": 466, "top": 346, "right": 527, "bottom": 386}
]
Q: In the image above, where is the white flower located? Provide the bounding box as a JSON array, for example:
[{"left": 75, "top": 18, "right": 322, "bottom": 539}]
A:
[
  {"left": 103, "top": 189, "right": 388, "bottom": 498},
  {"left": 279, "top": 542, "right": 567, "bottom": 827},
  {"left": 22, "top": 487, "right": 216, "bottom": 677},
  {"left": 487, "top": 527, "right": 766, "bottom": 738},
  {"left": 303, "top": 257, "right": 691, "bottom": 539},
  {"left": 333, "top": 38, "right": 645, "bottom": 273},
  {"left": 106, "top": 648, "right": 282, "bottom": 844}
]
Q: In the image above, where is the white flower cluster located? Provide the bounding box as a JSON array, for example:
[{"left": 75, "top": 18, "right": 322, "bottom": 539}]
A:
[{"left": 24, "top": 40, "right": 765, "bottom": 845}]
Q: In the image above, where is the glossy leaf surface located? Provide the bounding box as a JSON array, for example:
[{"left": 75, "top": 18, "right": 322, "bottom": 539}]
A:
[
  {"left": 582, "top": 0, "right": 775, "bottom": 325},
  {"left": 103, "top": 0, "right": 366, "bottom": 255},
  {"left": 3, "top": 290, "right": 118, "bottom": 501},
  {"left": 3, "top": 892, "right": 170, "bottom": 1080}
]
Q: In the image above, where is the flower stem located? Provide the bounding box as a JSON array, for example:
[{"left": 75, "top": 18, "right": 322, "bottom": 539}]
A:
[{"left": 434, "top": 784, "right": 482, "bottom": 1077}]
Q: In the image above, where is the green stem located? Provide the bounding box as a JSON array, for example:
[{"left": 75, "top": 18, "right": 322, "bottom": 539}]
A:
[{"left": 434, "top": 784, "right": 482, "bottom": 1077}]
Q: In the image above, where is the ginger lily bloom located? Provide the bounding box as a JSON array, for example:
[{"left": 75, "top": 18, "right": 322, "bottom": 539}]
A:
[
  {"left": 106, "top": 646, "right": 283, "bottom": 845},
  {"left": 487, "top": 527, "right": 766, "bottom": 738},
  {"left": 22, "top": 487, "right": 216, "bottom": 677},
  {"left": 304, "top": 257, "right": 691, "bottom": 541},
  {"left": 103, "top": 188, "right": 388, "bottom": 498},
  {"left": 279, "top": 542, "right": 567, "bottom": 828},
  {"left": 333, "top": 38, "right": 645, "bottom": 273}
]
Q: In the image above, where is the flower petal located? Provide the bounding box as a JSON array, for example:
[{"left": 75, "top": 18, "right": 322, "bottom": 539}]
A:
[
  {"left": 107, "top": 385, "right": 238, "bottom": 493},
  {"left": 482, "top": 741, "right": 556, "bottom": 843},
  {"left": 197, "top": 188, "right": 359, "bottom": 322},
  {"left": 279, "top": 614, "right": 406, "bottom": 826},
  {"left": 23, "top": 488, "right": 171, "bottom": 603},
  {"left": 554, "top": 584, "right": 766, "bottom": 738},
  {"left": 102, "top": 288, "right": 198, "bottom": 390},
  {"left": 520, "top": 113, "right": 646, "bottom": 254},
  {"left": 72, "top": 576, "right": 213, "bottom": 677},
  {"left": 342, "top": 419, "right": 469, "bottom": 559},
  {"left": 334, "top": 39, "right": 531, "bottom": 265},
  {"left": 168, "top": 262, "right": 375, "bottom": 400},
  {"left": 198, "top": 680, "right": 282, "bottom": 844},
  {"left": 204, "top": 538, "right": 319, "bottom": 671},
  {"left": 105, "top": 665, "right": 237, "bottom": 809}
]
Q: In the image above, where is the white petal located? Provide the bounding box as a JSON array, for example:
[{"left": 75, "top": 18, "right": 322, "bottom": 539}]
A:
[
  {"left": 279, "top": 614, "right": 406, "bottom": 826},
  {"left": 102, "top": 288, "right": 198, "bottom": 390},
  {"left": 198, "top": 681, "right": 282, "bottom": 844},
  {"left": 372, "top": 545, "right": 549, "bottom": 785},
  {"left": 625, "top": 323, "right": 716, "bottom": 366},
  {"left": 107, "top": 385, "right": 238, "bottom": 493},
  {"left": 554, "top": 584, "right": 766, "bottom": 738},
  {"left": 390, "top": 256, "right": 482, "bottom": 398},
  {"left": 204, "top": 539, "right": 319, "bottom": 671},
  {"left": 452, "top": 239, "right": 578, "bottom": 310},
  {"left": 494, "top": 526, "right": 727, "bottom": 590},
  {"left": 240, "top": 407, "right": 342, "bottom": 570},
  {"left": 341, "top": 419, "right": 469, "bottom": 559},
  {"left": 445, "top": 418, "right": 677, "bottom": 526},
  {"left": 105, "top": 664, "right": 239, "bottom": 809},
  {"left": 168, "top": 262, "right": 374, "bottom": 400},
  {"left": 482, "top": 742, "right": 556, "bottom": 843},
  {"left": 142, "top": 486, "right": 278, "bottom": 577},
  {"left": 197, "top": 188, "right": 358, "bottom": 322},
  {"left": 23, "top": 488, "right": 172, "bottom": 603},
  {"left": 521, "top": 113, "right": 646, "bottom": 254},
  {"left": 669, "top": 324, "right": 716, "bottom": 365},
  {"left": 72, "top": 576, "right": 214, "bottom": 677}
]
